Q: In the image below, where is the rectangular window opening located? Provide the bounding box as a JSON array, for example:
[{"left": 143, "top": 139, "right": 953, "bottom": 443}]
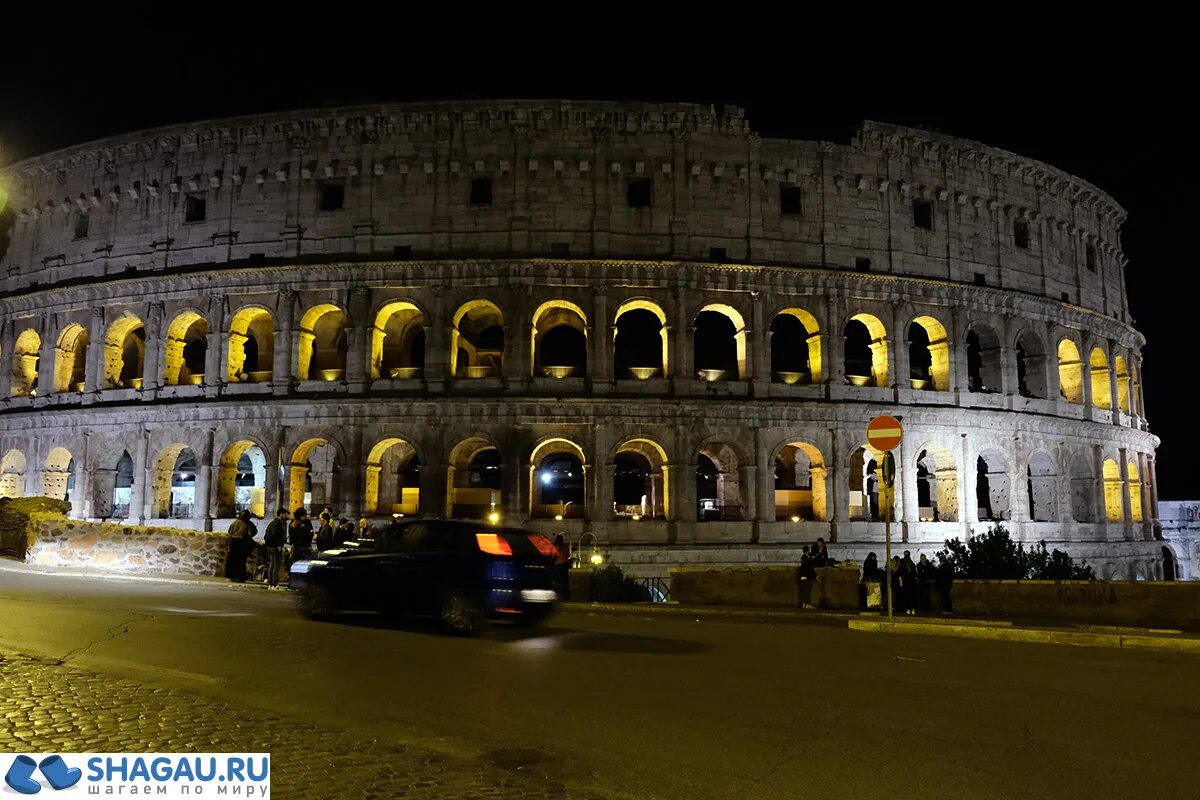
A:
[
  {"left": 549, "top": 242, "right": 571, "bottom": 258},
  {"left": 184, "top": 194, "right": 207, "bottom": 223},
  {"left": 627, "top": 178, "right": 652, "bottom": 208},
  {"left": 1013, "top": 219, "right": 1030, "bottom": 249},
  {"left": 469, "top": 177, "right": 493, "bottom": 206},
  {"left": 73, "top": 215, "right": 89, "bottom": 240},
  {"left": 855, "top": 257, "right": 871, "bottom": 273},
  {"left": 1061, "top": 291, "right": 1070, "bottom": 302},
  {"left": 319, "top": 182, "right": 345, "bottom": 212},
  {"left": 780, "top": 186, "right": 803, "bottom": 215},
  {"left": 913, "top": 198, "right": 933, "bottom": 230},
  {"left": 709, "top": 247, "right": 727, "bottom": 262},
  {"left": 974, "top": 272, "right": 987, "bottom": 286},
  {"left": 393, "top": 245, "right": 413, "bottom": 261},
  {"left": 1086, "top": 243, "right": 1097, "bottom": 271}
]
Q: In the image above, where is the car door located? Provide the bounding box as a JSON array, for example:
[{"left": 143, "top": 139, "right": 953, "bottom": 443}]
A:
[
  {"left": 370, "top": 523, "right": 423, "bottom": 613},
  {"left": 405, "top": 523, "right": 464, "bottom": 615}
]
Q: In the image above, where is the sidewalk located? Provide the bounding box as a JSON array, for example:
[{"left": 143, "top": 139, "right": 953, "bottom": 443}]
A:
[{"left": 0, "top": 556, "right": 269, "bottom": 591}]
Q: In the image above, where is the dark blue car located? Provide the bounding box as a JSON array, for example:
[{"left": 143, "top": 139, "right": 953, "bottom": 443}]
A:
[{"left": 288, "top": 519, "right": 559, "bottom": 634}]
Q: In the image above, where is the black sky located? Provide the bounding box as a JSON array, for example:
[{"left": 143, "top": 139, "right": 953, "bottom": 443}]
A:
[{"left": 1, "top": 7, "right": 1193, "bottom": 496}]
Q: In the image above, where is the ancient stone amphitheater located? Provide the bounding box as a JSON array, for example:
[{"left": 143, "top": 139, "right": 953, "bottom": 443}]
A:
[{"left": 0, "top": 100, "right": 1163, "bottom": 578}]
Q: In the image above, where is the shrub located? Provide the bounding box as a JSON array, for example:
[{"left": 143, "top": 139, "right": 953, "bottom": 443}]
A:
[
  {"left": 589, "top": 564, "right": 651, "bottom": 602},
  {"left": 936, "top": 524, "right": 1094, "bottom": 580}
]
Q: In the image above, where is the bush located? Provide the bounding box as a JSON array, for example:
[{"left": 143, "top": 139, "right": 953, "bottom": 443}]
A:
[
  {"left": 937, "top": 524, "right": 1094, "bottom": 580},
  {"left": 588, "top": 564, "right": 651, "bottom": 602}
]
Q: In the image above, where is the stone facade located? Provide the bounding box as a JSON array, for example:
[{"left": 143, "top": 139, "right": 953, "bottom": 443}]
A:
[
  {"left": 0, "top": 100, "right": 1161, "bottom": 577},
  {"left": 24, "top": 514, "right": 229, "bottom": 575},
  {"left": 1156, "top": 501, "right": 1197, "bottom": 581}
]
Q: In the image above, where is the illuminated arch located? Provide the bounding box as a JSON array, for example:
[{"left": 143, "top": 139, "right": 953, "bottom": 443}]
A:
[
  {"left": 1089, "top": 346, "right": 1111, "bottom": 410},
  {"left": 529, "top": 437, "right": 588, "bottom": 519},
  {"left": 696, "top": 440, "right": 745, "bottom": 521},
  {"left": 1102, "top": 458, "right": 1122, "bottom": 522},
  {"left": 446, "top": 436, "right": 503, "bottom": 519},
  {"left": 371, "top": 300, "right": 427, "bottom": 380},
  {"left": 914, "top": 444, "right": 958, "bottom": 522},
  {"left": 531, "top": 300, "right": 588, "bottom": 378},
  {"left": 965, "top": 322, "right": 1003, "bottom": 393},
  {"left": 908, "top": 315, "right": 950, "bottom": 391},
  {"left": 364, "top": 437, "right": 421, "bottom": 516},
  {"left": 773, "top": 441, "right": 827, "bottom": 521},
  {"left": 1014, "top": 328, "right": 1049, "bottom": 399},
  {"left": 151, "top": 443, "right": 197, "bottom": 519},
  {"left": 53, "top": 323, "right": 89, "bottom": 393},
  {"left": 296, "top": 303, "right": 348, "bottom": 381},
  {"left": 844, "top": 313, "right": 889, "bottom": 387},
  {"left": 102, "top": 312, "right": 145, "bottom": 389},
  {"left": 612, "top": 437, "right": 670, "bottom": 519},
  {"left": 227, "top": 306, "right": 275, "bottom": 383},
  {"left": 450, "top": 300, "right": 505, "bottom": 378},
  {"left": 1128, "top": 460, "right": 1143, "bottom": 523},
  {"left": 847, "top": 444, "right": 885, "bottom": 521},
  {"left": 0, "top": 449, "right": 26, "bottom": 498},
  {"left": 216, "top": 439, "right": 268, "bottom": 518},
  {"left": 694, "top": 303, "right": 748, "bottom": 381},
  {"left": 286, "top": 437, "right": 342, "bottom": 514},
  {"left": 1057, "top": 338, "right": 1083, "bottom": 404},
  {"left": 1114, "top": 355, "right": 1131, "bottom": 414},
  {"left": 11, "top": 328, "right": 40, "bottom": 397},
  {"left": 614, "top": 298, "right": 669, "bottom": 379},
  {"left": 770, "top": 308, "right": 822, "bottom": 384},
  {"left": 41, "top": 447, "right": 75, "bottom": 501},
  {"left": 163, "top": 310, "right": 208, "bottom": 387}
]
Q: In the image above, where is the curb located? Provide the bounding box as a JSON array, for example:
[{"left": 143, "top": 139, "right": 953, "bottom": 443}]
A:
[
  {"left": 560, "top": 601, "right": 855, "bottom": 624},
  {"left": 0, "top": 559, "right": 268, "bottom": 591},
  {"left": 847, "top": 618, "right": 1200, "bottom": 654}
]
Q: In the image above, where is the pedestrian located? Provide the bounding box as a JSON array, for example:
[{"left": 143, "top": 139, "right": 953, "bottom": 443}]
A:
[
  {"left": 935, "top": 554, "right": 955, "bottom": 614},
  {"left": 263, "top": 508, "right": 289, "bottom": 589},
  {"left": 552, "top": 534, "right": 571, "bottom": 598},
  {"left": 916, "top": 553, "right": 936, "bottom": 611},
  {"left": 811, "top": 538, "right": 831, "bottom": 568},
  {"left": 357, "top": 517, "right": 372, "bottom": 539},
  {"left": 225, "top": 510, "right": 256, "bottom": 583},
  {"left": 289, "top": 507, "right": 315, "bottom": 562},
  {"left": 799, "top": 545, "right": 816, "bottom": 609},
  {"left": 859, "top": 552, "right": 882, "bottom": 610},
  {"left": 890, "top": 556, "right": 905, "bottom": 614},
  {"left": 315, "top": 512, "right": 335, "bottom": 551},
  {"left": 900, "top": 550, "right": 919, "bottom": 615},
  {"left": 335, "top": 518, "right": 353, "bottom": 545}
]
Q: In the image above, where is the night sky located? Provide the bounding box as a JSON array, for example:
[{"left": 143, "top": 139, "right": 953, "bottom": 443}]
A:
[{"left": 2, "top": 9, "right": 1193, "bottom": 496}]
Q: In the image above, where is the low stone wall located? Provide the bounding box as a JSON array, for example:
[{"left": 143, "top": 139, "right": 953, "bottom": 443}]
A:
[
  {"left": 0, "top": 497, "right": 72, "bottom": 557},
  {"left": 24, "top": 514, "right": 230, "bottom": 576},
  {"left": 670, "top": 566, "right": 861, "bottom": 610},
  {"left": 954, "top": 580, "right": 1200, "bottom": 630}
]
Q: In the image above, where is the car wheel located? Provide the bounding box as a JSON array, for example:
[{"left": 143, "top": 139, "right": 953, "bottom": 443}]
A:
[
  {"left": 300, "top": 584, "right": 337, "bottom": 620},
  {"left": 440, "top": 589, "right": 485, "bottom": 635}
]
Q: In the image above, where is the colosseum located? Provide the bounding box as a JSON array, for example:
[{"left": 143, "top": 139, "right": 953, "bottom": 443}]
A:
[{"left": 0, "top": 100, "right": 1163, "bottom": 579}]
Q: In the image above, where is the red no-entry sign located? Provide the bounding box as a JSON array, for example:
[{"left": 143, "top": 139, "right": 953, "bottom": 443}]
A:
[{"left": 866, "top": 415, "right": 903, "bottom": 451}]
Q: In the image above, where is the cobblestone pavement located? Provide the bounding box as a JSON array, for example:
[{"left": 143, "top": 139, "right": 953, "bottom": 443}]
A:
[{"left": 0, "top": 650, "right": 613, "bottom": 799}]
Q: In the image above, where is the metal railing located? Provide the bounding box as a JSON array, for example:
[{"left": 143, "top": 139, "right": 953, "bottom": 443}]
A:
[{"left": 638, "top": 576, "right": 671, "bottom": 603}]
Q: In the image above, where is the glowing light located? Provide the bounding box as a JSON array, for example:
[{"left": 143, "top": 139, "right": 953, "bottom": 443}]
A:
[
  {"left": 631, "top": 514, "right": 641, "bottom": 521},
  {"left": 392, "top": 512, "right": 401, "bottom": 519},
  {"left": 554, "top": 514, "right": 563, "bottom": 521},
  {"left": 475, "top": 532, "right": 512, "bottom": 556},
  {"left": 540, "top": 471, "right": 553, "bottom": 485},
  {"left": 791, "top": 515, "right": 801, "bottom": 523},
  {"left": 589, "top": 552, "right": 604, "bottom": 566},
  {"left": 487, "top": 511, "right": 501, "bottom": 525}
]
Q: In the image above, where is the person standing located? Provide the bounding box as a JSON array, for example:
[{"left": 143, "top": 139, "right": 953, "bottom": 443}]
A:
[
  {"left": 935, "top": 554, "right": 956, "bottom": 614},
  {"left": 900, "top": 550, "right": 919, "bottom": 615},
  {"left": 811, "top": 538, "right": 831, "bottom": 568},
  {"left": 289, "top": 507, "right": 315, "bottom": 562},
  {"left": 315, "top": 512, "right": 336, "bottom": 552},
  {"left": 225, "top": 510, "right": 256, "bottom": 583},
  {"left": 552, "top": 534, "right": 571, "bottom": 599},
  {"left": 357, "top": 517, "right": 372, "bottom": 540},
  {"left": 916, "top": 553, "right": 936, "bottom": 612},
  {"left": 799, "top": 545, "right": 817, "bottom": 609},
  {"left": 263, "top": 508, "right": 289, "bottom": 589},
  {"left": 859, "top": 552, "right": 882, "bottom": 610}
]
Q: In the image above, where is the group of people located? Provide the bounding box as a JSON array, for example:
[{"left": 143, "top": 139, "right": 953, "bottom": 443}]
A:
[
  {"left": 224, "top": 505, "right": 374, "bottom": 588},
  {"left": 859, "top": 550, "right": 955, "bottom": 614},
  {"left": 797, "top": 538, "right": 836, "bottom": 608}
]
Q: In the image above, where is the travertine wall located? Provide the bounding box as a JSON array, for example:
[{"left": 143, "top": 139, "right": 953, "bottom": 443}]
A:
[{"left": 24, "top": 513, "right": 229, "bottom": 575}]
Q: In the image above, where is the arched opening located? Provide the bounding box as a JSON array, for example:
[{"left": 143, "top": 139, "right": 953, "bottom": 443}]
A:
[
  {"left": 966, "top": 324, "right": 1002, "bottom": 393},
  {"left": 848, "top": 446, "right": 882, "bottom": 521},
  {"left": 614, "top": 300, "right": 668, "bottom": 380},
  {"left": 216, "top": 440, "right": 267, "bottom": 518},
  {"left": 770, "top": 308, "right": 821, "bottom": 384},
  {"left": 1102, "top": 458, "right": 1122, "bottom": 522},
  {"left": 1015, "top": 329, "right": 1048, "bottom": 399},
  {"left": 11, "top": 328, "right": 40, "bottom": 397},
  {"left": 532, "top": 301, "right": 587, "bottom": 378},
  {"left": 1089, "top": 347, "right": 1111, "bottom": 410},
  {"left": 371, "top": 301, "right": 426, "bottom": 380},
  {"left": 1069, "top": 452, "right": 1096, "bottom": 523},
  {"left": 163, "top": 311, "right": 208, "bottom": 387},
  {"left": 41, "top": 448, "right": 75, "bottom": 503},
  {"left": 1057, "top": 338, "right": 1083, "bottom": 404},
  {"left": 612, "top": 438, "right": 669, "bottom": 519},
  {"left": 696, "top": 442, "right": 743, "bottom": 521},
  {"left": 111, "top": 450, "right": 134, "bottom": 519},
  {"left": 103, "top": 313, "right": 146, "bottom": 389},
  {"left": 915, "top": 446, "right": 958, "bottom": 522},
  {"left": 1163, "top": 545, "right": 1177, "bottom": 581},
  {"left": 53, "top": 323, "right": 89, "bottom": 393},
  {"left": 530, "top": 439, "right": 586, "bottom": 519},
  {"left": 1128, "top": 460, "right": 1143, "bottom": 523},
  {"left": 227, "top": 307, "right": 276, "bottom": 383},
  {"left": 908, "top": 316, "right": 950, "bottom": 391},
  {"left": 450, "top": 300, "right": 505, "bottom": 378},
  {"left": 297, "top": 304, "right": 348, "bottom": 381},
  {"left": 151, "top": 444, "right": 197, "bottom": 519},
  {"left": 975, "top": 451, "right": 1010, "bottom": 521},
  {"left": 447, "top": 438, "right": 502, "bottom": 519},
  {"left": 694, "top": 304, "right": 746, "bottom": 381},
  {"left": 844, "top": 314, "right": 888, "bottom": 387},
  {"left": 0, "top": 449, "right": 26, "bottom": 498},
  {"left": 1027, "top": 451, "right": 1058, "bottom": 522},
  {"left": 288, "top": 438, "right": 340, "bottom": 514},
  {"left": 365, "top": 438, "right": 420, "bottom": 516},
  {"left": 774, "top": 442, "right": 827, "bottom": 521},
  {"left": 1114, "top": 356, "right": 1131, "bottom": 414}
]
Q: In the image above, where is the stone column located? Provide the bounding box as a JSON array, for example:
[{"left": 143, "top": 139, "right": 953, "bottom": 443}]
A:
[
  {"left": 35, "top": 315, "right": 54, "bottom": 399},
  {"left": 204, "top": 294, "right": 225, "bottom": 397},
  {"left": 1118, "top": 446, "right": 1133, "bottom": 539},
  {"left": 1107, "top": 338, "right": 1121, "bottom": 420},
  {"left": 825, "top": 294, "right": 844, "bottom": 393},
  {"left": 592, "top": 293, "right": 609, "bottom": 387},
  {"left": 422, "top": 294, "right": 447, "bottom": 391},
  {"left": 1138, "top": 451, "right": 1154, "bottom": 540},
  {"left": 828, "top": 427, "right": 843, "bottom": 541},
  {"left": 273, "top": 289, "right": 295, "bottom": 396},
  {"left": 73, "top": 433, "right": 92, "bottom": 519},
  {"left": 193, "top": 429, "right": 216, "bottom": 530},
  {"left": 674, "top": 425, "right": 696, "bottom": 532},
  {"left": 750, "top": 293, "right": 769, "bottom": 396},
  {"left": 960, "top": 435, "right": 977, "bottom": 526},
  {"left": 899, "top": 438, "right": 918, "bottom": 526},
  {"left": 132, "top": 430, "right": 150, "bottom": 523},
  {"left": 890, "top": 303, "right": 907, "bottom": 394},
  {"left": 264, "top": 429, "right": 284, "bottom": 516},
  {"left": 674, "top": 289, "right": 691, "bottom": 387},
  {"left": 141, "top": 302, "right": 164, "bottom": 397},
  {"left": 0, "top": 321, "right": 14, "bottom": 398},
  {"left": 739, "top": 463, "right": 757, "bottom": 525},
  {"left": 342, "top": 426, "right": 365, "bottom": 522},
  {"left": 345, "top": 286, "right": 370, "bottom": 394},
  {"left": 755, "top": 435, "right": 774, "bottom": 524},
  {"left": 1045, "top": 322, "right": 1062, "bottom": 402},
  {"left": 503, "top": 449, "right": 524, "bottom": 521}
]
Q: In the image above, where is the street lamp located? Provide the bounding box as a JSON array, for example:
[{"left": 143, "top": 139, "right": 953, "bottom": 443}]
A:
[{"left": 487, "top": 511, "right": 500, "bottom": 525}]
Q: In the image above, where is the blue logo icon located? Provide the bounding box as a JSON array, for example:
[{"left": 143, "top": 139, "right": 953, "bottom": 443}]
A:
[{"left": 4, "top": 755, "right": 82, "bottom": 794}]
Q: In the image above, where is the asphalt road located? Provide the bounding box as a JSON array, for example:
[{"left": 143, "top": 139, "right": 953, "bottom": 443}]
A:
[{"left": 0, "top": 569, "right": 1196, "bottom": 800}]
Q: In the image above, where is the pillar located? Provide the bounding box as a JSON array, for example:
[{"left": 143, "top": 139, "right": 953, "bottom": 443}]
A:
[
  {"left": 273, "top": 290, "right": 294, "bottom": 396},
  {"left": 132, "top": 431, "right": 150, "bottom": 522},
  {"left": 592, "top": 293, "right": 609, "bottom": 385},
  {"left": 342, "top": 426, "right": 364, "bottom": 522},
  {"left": 204, "top": 295, "right": 225, "bottom": 396},
  {"left": 193, "top": 429, "right": 215, "bottom": 530},
  {"left": 674, "top": 290, "right": 691, "bottom": 386},
  {"left": 750, "top": 293, "right": 768, "bottom": 396},
  {"left": 755, "top": 436, "right": 774, "bottom": 524},
  {"left": 0, "top": 322, "right": 13, "bottom": 398},
  {"left": 141, "top": 302, "right": 164, "bottom": 396},
  {"left": 1118, "top": 446, "right": 1133, "bottom": 538},
  {"left": 891, "top": 303, "right": 907, "bottom": 393},
  {"left": 1107, "top": 338, "right": 1122, "bottom": 421},
  {"left": 739, "top": 463, "right": 757, "bottom": 523},
  {"left": 422, "top": 295, "right": 447, "bottom": 390},
  {"left": 346, "top": 287, "right": 369, "bottom": 393}
]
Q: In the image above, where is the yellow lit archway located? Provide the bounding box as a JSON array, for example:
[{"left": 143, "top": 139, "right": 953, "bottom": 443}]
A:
[
  {"left": 1089, "top": 347, "right": 1111, "bottom": 410},
  {"left": 163, "top": 311, "right": 207, "bottom": 386},
  {"left": 11, "top": 328, "right": 40, "bottom": 397},
  {"left": 227, "top": 307, "right": 275, "bottom": 383},
  {"left": 102, "top": 312, "right": 146, "bottom": 389},
  {"left": 297, "top": 304, "right": 348, "bottom": 381},
  {"left": 1102, "top": 458, "right": 1122, "bottom": 522},
  {"left": 909, "top": 315, "right": 950, "bottom": 391},
  {"left": 846, "top": 313, "right": 889, "bottom": 387},
  {"left": 770, "top": 308, "right": 822, "bottom": 384},
  {"left": 450, "top": 300, "right": 504, "bottom": 378},
  {"left": 364, "top": 437, "right": 420, "bottom": 516},
  {"left": 371, "top": 301, "right": 426, "bottom": 380},
  {"left": 614, "top": 299, "right": 669, "bottom": 379},
  {"left": 53, "top": 323, "right": 89, "bottom": 393},
  {"left": 1058, "top": 338, "right": 1083, "bottom": 404}
]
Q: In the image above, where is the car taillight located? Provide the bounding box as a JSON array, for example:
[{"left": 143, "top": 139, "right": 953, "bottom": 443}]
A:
[
  {"left": 528, "top": 534, "right": 557, "bottom": 558},
  {"left": 476, "top": 532, "right": 512, "bottom": 556}
]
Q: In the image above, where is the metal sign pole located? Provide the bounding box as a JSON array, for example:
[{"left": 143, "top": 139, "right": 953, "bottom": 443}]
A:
[{"left": 883, "top": 455, "right": 893, "bottom": 621}]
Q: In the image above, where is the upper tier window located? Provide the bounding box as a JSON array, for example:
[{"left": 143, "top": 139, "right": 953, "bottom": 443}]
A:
[
  {"left": 627, "top": 178, "right": 652, "bottom": 208},
  {"left": 913, "top": 199, "right": 933, "bottom": 230},
  {"left": 470, "top": 178, "right": 493, "bottom": 206},
  {"left": 1013, "top": 219, "right": 1030, "bottom": 249},
  {"left": 184, "top": 195, "right": 207, "bottom": 223},
  {"left": 1086, "top": 243, "right": 1097, "bottom": 272},
  {"left": 319, "top": 183, "right": 345, "bottom": 212},
  {"left": 780, "top": 186, "right": 803, "bottom": 215},
  {"left": 73, "top": 214, "right": 89, "bottom": 240}
]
